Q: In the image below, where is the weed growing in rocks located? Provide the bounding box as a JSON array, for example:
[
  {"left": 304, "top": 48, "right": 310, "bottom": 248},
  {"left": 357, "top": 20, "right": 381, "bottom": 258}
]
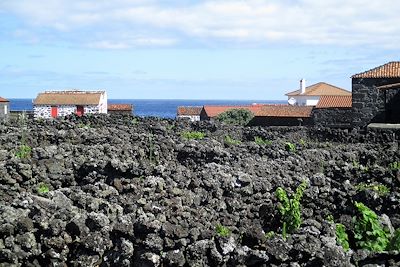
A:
[
  {"left": 355, "top": 183, "right": 390, "bottom": 197},
  {"left": 265, "top": 231, "right": 275, "bottom": 239},
  {"left": 284, "top": 142, "right": 296, "bottom": 152},
  {"left": 390, "top": 229, "right": 400, "bottom": 250},
  {"left": 335, "top": 223, "right": 350, "bottom": 252},
  {"left": 389, "top": 161, "right": 400, "bottom": 171},
  {"left": 353, "top": 202, "right": 390, "bottom": 252},
  {"left": 224, "top": 135, "right": 241, "bottom": 145},
  {"left": 254, "top": 136, "right": 272, "bottom": 146},
  {"left": 37, "top": 183, "right": 50, "bottom": 195},
  {"left": 77, "top": 122, "right": 91, "bottom": 129},
  {"left": 276, "top": 180, "right": 308, "bottom": 239},
  {"left": 15, "top": 144, "right": 32, "bottom": 159},
  {"left": 215, "top": 224, "right": 231, "bottom": 238},
  {"left": 181, "top": 131, "right": 205, "bottom": 140},
  {"left": 216, "top": 109, "right": 254, "bottom": 126}
]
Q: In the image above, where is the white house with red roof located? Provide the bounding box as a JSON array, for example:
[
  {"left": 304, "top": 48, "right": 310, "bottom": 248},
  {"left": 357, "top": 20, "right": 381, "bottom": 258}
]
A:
[
  {"left": 33, "top": 90, "right": 107, "bottom": 119},
  {"left": 286, "top": 79, "right": 351, "bottom": 106},
  {"left": 0, "top": 96, "right": 10, "bottom": 121}
]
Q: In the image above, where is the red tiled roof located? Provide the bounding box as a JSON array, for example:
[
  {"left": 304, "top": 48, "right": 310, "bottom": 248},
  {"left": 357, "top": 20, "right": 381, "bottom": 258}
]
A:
[
  {"left": 352, "top": 62, "right": 400, "bottom": 78},
  {"left": 108, "top": 104, "right": 133, "bottom": 111},
  {"left": 315, "top": 95, "right": 352, "bottom": 109},
  {"left": 0, "top": 97, "right": 9, "bottom": 102},
  {"left": 203, "top": 105, "right": 264, "bottom": 118},
  {"left": 34, "top": 90, "right": 105, "bottom": 105},
  {"left": 286, "top": 82, "right": 351, "bottom": 96},
  {"left": 254, "top": 105, "right": 313, "bottom": 118},
  {"left": 177, "top": 106, "right": 202, "bottom": 116}
]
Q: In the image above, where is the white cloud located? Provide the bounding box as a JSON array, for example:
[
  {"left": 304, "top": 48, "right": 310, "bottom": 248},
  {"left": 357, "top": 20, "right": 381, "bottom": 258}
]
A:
[{"left": 2, "top": 0, "right": 400, "bottom": 48}]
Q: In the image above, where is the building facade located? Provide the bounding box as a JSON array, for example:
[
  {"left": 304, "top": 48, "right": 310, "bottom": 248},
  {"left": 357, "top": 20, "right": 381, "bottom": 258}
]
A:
[
  {"left": 108, "top": 104, "right": 133, "bottom": 115},
  {"left": 0, "top": 97, "right": 10, "bottom": 121},
  {"left": 352, "top": 62, "right": 400, "bottom": 127},
  {"left": 33, "top": 90, "right": 107, "bottom": 119},
  {"left": 176, "top": 106, "right": 202, "bottom": 121}
]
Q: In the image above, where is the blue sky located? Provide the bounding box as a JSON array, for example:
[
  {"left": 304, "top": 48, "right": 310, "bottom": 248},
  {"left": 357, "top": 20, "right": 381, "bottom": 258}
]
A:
[{"left": 1, "top": 0, "right": 400, "bottom": 100}]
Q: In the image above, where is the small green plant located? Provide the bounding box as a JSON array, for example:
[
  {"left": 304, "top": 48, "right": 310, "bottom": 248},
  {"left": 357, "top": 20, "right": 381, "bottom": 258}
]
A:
[
  {"left": 215, "top": 224, "right": 231, "bottom": 238},
  {"left": 355, "top": 183, "right": 390, "bottom": 197},
  {"left": 254, "top": 136, "right": 272, "bottom": 146},
  {"left": 224, "top": 135, "right": 241, "bottom": 145},
  {"left": 389, "top": 162, "right": 400, "bottom": 171},
  {"left": 285, "top": 142, "right": 296, "bottom": 152},
  {"left": 299, "top": 139, "right": 307, "bottom": 146},
  {"left": 15, "top": 144, "right": 32, "bottom": 159},
  {"left": 353, "top": 201, "right": 390, "bottom": 252},
  {"left": 131, "top": 118, "right": 139, "bottom": 125},
  {"left": 37, "top": 183, "right": 50, "bottom": 194},
  {"left": 265, "top": 231, "right": 275, "bottom": 239},
  {"left": 216, "top": 109, "right": 254, "bottom": 126},
  {"left": 336, "top": 223, "right": 350, "bottom": 252},
  {"left": 181, "top": 131, "right": 205, "bottom": 140},
  {"left": 77, "top": 122, "right": 91, "bottom": 129},
  {"left": 326, "top": 214, "right": 334, "bottom": 223},
  {"left": 276, "top": 180, "right": 308, "bottom": 239}
]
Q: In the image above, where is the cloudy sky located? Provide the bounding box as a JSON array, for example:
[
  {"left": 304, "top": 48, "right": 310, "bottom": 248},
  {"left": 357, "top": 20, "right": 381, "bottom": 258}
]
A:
[{"left": 1, "top": 0, "right": 399, "bottom": 99}]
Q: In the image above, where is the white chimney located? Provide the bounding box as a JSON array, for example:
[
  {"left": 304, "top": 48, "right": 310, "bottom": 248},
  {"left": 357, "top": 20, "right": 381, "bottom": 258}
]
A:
[{"left": 300, "top": 78, "right": 306, "bottom": 94}]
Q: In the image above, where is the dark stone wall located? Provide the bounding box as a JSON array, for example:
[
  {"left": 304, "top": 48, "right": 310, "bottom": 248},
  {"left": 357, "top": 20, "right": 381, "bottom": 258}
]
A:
[
  {"left": 249, "top": 116, "right": 313, "bottom": 126},
  {"left": 312, "top": 108, "right": 352, "bottom": 128},
  {"left": 352, "top": 78, "right": 400, "bottom": 127}
]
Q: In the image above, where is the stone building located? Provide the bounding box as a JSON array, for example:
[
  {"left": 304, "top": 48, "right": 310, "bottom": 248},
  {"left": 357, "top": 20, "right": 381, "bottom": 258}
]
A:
[
  {"left": 352, "top": 62, "right": 400, "bottom": 127},
  {"left": 33, "top": 90, "right": 107, "bottom": 119},
  {"left": 312, "top": 95, "right": 352, "bottom": 127},
  {"left": 286, "top": 80, "right": 351, "bottom": 106},
  {"left": 0, "top": 97, "right": 10, "bottom": 121}
]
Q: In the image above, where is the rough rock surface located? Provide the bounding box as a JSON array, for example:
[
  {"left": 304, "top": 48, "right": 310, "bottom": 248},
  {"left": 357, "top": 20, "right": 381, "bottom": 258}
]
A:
[{"left": 0, "top": 114, "right": 399, "bottom": 266}]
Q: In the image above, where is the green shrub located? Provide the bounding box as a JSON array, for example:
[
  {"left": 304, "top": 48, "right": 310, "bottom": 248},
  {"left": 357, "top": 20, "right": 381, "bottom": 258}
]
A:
[
  {"left": 37, "top": 183, "right": 50, "bottom": 194},
  {"left": 16, "top": 144, "right": 32, "bottom": 159},
  {"left": 182, "top": 131, "right": 205, "bottom": 140},
  {"left": 390, "top": 229, "right": 400, "bottom": 250},
  {"left": 215, "top": 224, "right": 231, "bottom": 237},
  {"left": 224, "top": 135, "right": 241, "bottom": 145},
  {"left": 216, "top": 109, "right": 254, "bottom": 126},
  {"left": 254, "top": 136, "right": 272, "bottom": 146},
  {"left": 285, "top": 142, "right": 296, "bottom": 152},
  {"left": 389, "top": 162, "right": 400, "bottom": 171},
  {"left": 336, "top": 223, "right": 350, "bottom": 252},
  {"left": 355, "top": 183, "right": 390, "bottom": 197},
  {"left": 276, "top": 180, "right": 308, "bottom": 239},
  {"left": 353, "top": 202, "right": 390, "bottom": 252},
  {"left": 265, "top": 231, "right": 275, "bottom": 239}
]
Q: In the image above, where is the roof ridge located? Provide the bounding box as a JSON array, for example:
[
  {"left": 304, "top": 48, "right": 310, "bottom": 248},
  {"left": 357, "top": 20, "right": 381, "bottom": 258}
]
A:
[{"left": 352, "top": 61, "right": 400, "bottom": 78}]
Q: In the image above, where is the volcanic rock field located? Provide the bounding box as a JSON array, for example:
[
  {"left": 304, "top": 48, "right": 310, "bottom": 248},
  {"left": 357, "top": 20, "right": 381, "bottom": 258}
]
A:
[{"left": 0, "top": 114, "right": 399, "bottom": 266}]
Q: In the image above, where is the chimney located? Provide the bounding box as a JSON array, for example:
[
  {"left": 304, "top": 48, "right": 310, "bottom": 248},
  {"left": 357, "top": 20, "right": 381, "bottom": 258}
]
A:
[{"left": 300, "top": 78, "right": 306, "bottom": 94}]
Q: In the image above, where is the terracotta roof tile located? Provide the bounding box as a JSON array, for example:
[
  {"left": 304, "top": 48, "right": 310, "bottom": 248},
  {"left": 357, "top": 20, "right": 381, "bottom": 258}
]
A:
[
  {"left": 0, "top": 97, "right": 9, "bottom": 102},
  {"left": 352, "top": 61, "right": 400, "bottom": 78},
  {"left": 315, "top": 95, "right": 352, "bottom": 108},
  {"left": 286, "top": 82, "right": 351, "bottom": 96},
  {"left": 254, "top": 105, "right": 313, "bottom": 118},
  {"left": 107, "top": 104, "right": 133, "bottom": 111},
  {"left": 34, "top": 90, "right": 105, "bottom": 105},
  {"left": 177, "top": 106, "right": 202, "bottom": 116},
  {"left": 203, "top": 105, "right": 264, "bottom": 118}
]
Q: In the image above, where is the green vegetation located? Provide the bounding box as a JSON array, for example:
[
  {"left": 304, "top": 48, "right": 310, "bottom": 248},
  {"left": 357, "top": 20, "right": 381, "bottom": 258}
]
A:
[
  {"left": 390, "top": 229, "right": 400, "bottom": 250},
  {"left": 335, "top": 223, "right": 350, "bottom": 252},
  {"left": 275, "top": 180, "right": 308, "bottom": 239},
  {"left": 265, "top": 231, "right": 275, "bottom": 239},
  {"left": 215, "top": 224, "right": 231, "bottom": 238},
  {"left": 352, "top": 160, "right": 369, "bottom": 173},
  {"left": 254, "top": 136, "right": 272, "bottom": 146},
  {"left": 284, "top": 142, "right": 296, "bottom": 152},
  {"left": 353, "top": 201, "right": 390, "bottom": 252},
  {"left": 182, "top": 131, "right": 206, "bottom": 140},
  {"left": 37, "top": 183, "right": 50, "bottom": 194},
  {"left": 299, "top": 139, "right": 307, "bottom": 147},
  {"left": 16, "top": 144, "right": 32, "bottom": 159},
  {"left": 389, "top": 161, "right": 400, "bottom": 171},
  {"left": 224, "top": 135, "right": 241, "bottom": 145},
  {"left": 77, "top": 122, "right": 91, "bottom": 129},
  {"left": 216, "top": 109, "right": 254, "bottom": 126},
  {"left": 355, "top": 183, "right": 390, "bottom": 197}
]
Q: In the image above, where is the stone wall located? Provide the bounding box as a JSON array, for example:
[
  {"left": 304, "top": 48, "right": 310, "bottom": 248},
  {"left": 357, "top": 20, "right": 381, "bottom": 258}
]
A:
[
  {"left": 312, "top": 108, "right": 352, "bottom": 128},
  {"left": 352, "top": 78, "right": 400, "bottom": 127},
  {"left": 34, "top": 105, "right": 52, "bottom": 119},
  {"left": 84, "top": 105, "right": 100, "bottom": 114},
  {"left": 250, "top": 116, "right": 313, "bottom": 126},
  {"left": 0, "top": 102, "right": 9, "bottom": 121}
]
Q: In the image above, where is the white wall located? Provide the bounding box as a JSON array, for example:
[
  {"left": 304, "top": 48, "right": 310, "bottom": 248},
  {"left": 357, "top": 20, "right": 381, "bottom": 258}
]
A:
[
  {"left": 98, "top": 92, "right": 108, "bottom": 114},
  {"left": 177, "top": 115, "right": 200, "bottom": 122},
  {"left": 288, "top": 96, "right": 320, "bottom": 106}
]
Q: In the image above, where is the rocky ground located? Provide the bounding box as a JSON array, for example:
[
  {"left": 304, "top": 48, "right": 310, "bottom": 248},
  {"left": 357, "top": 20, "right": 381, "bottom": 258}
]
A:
[{"left": 0, "top": 114, "right": 399, "bottom": 267}]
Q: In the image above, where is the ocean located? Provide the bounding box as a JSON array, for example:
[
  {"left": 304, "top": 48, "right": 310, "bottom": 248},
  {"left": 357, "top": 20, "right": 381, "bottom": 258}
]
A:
[{"left": 10, "top": 99, "right": 286, "bottom": 119}]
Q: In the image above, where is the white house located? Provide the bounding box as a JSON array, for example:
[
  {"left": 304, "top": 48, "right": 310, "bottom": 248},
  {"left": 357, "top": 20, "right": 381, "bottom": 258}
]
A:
[
  {"left": 33, "top": 90, "right": 107, "bottom": 119},
  {"left": 176, "top": 106, "right": 202, "bottom": 121},
  {"left": 286, "top": 79, "right": 351, "bottom": 106}
]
